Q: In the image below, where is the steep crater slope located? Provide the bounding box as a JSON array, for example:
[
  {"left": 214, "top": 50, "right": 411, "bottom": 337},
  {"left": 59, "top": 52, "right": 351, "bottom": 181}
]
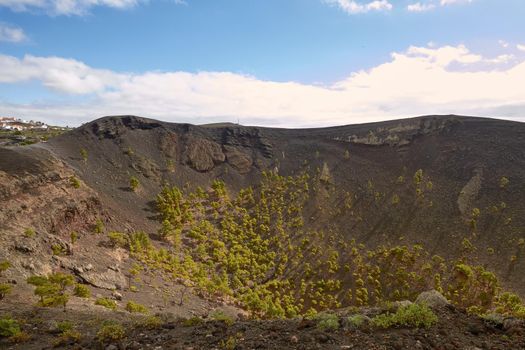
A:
[
  {"left": 1, "top": 114, "right": 525, "bottom": 322},
  {"left": 45, "top": 115, "right": 525, "bottom": 291}
]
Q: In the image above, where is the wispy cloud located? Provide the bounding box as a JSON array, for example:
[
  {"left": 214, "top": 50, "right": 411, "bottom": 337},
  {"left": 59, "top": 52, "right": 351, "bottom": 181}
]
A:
[
  {"left": 323, "top": 0, "right": 392, "bottom": 14},
  {"left": 499, "top": 40, "right": 509, "bottom": 48},
  {"left": 517, "top": 44, "right": 525, "bottom": 52},
  {"left": 440, "top": 0, "right": 473, "bottom": 5},
  {"left": 1, "top": 43, "right": 525, "bottom": 127},
  {"left": 0, "top": 0, "right": 141, "bottom": 16},
  {"left": 0, "top": 23, "right": 27, "bottom": 42},
  {"left": 407, "top": 0, "right": 474, "bottom": 13},
  {"left": 407, "top": 2, "right": 435, "bottom": 12}
]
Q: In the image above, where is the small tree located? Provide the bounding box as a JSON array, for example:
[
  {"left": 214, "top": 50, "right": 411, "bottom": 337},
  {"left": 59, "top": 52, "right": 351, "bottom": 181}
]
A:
[
  {"left": 70, "top": 176, "right": 81, "bottom": 189},
  {"left": 70, "top": 231, "right": 79, "bottom": 245},
  {"left": 108, "top": 232, "right": 128, "bottom": 248},
  {"left": 94, "top": 219, "right": 105, "bottom": 234},
  {"left": 80, "top": 148, "right": 88, "bottom": 162},
  {"left": 0, "top": 261, "right": 10, "bottom": 277},
  {"left": 0, "top": 284, "right": 12, "bottom": 300},
  {"left": 27, "top": 273, "right": 75, "bottom": 310},
  {"left": 158, "top": 219, "right": 173, "bottom": 241},
  {"left": 130, "top": 176, "right": 140, "bottom": 192},
  {"left": 24, "top": 228, "right": 35, "bottom": 238},
  {"left": 127, "top": 263, "right": 143, "bottom": 290},
  {"left": 73, "top": 284, "right": 91, "bottom": 298}
]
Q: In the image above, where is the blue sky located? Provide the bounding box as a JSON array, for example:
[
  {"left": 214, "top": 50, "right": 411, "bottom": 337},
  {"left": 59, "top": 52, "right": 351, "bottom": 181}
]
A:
[{"left": 1, "top": 0, "right": 525, "bottom": 127}]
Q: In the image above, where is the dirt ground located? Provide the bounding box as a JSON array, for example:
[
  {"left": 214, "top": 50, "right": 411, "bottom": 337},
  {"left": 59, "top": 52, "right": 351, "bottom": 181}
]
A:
[{"left": 1, "top": 303, "right": 524, "bottom": 350}]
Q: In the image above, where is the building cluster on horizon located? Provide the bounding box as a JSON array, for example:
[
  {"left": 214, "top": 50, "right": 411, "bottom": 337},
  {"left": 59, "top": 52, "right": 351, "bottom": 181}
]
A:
[{"left": 0, "top": 116, "right": 48, "bottom": 131}]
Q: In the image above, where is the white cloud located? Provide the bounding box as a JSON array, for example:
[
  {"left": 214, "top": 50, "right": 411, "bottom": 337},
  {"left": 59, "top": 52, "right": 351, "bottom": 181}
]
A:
[
  {"left": 499, "top": 40, "right": 509, "bottom": 48},
  {"left": 1, "top": 43, "right": 525, "bottom": 127},
  {"left": 406, "top": 0, "right": 474, "bottom": 13},
  {"left": 440, "top": 0, "right": 473, "bottom": 5},
  {"left": 0, "top": 55, "right": 124, "bottom": 93},
  {"left": 0, "top": 0, "right": 140, "bottom": 15},
  {"left": 0, "top": 23, "right": 27, "bottom": 42},
  {"left": 407, "top": 2, "right": 435, "bottom": 12},
  {"left": 517, "top": 44, "right": 525, "bottom": 52},
  {"left": 487, "top": 54, "right": 515, "bottom": 64},
  {"left": 323, "top": 0, "right": 392, "bottom": 14}
]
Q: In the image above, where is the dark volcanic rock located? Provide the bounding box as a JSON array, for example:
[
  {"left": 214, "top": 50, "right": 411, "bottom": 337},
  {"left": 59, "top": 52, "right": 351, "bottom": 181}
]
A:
[
  {"left": 224, "top": 145, "right": 253, "bottom": 174},
  {"left": 184, "top": 136, "right": 225, "bottom": 172}
]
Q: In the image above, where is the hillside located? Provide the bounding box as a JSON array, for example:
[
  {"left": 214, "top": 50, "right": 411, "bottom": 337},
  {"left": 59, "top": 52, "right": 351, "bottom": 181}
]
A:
[
  {"left": 1, "top": 114, "right": 525, "bottom": 348},
  {"left": 46, "top": 115, "right": 525, "bottom": 290}
]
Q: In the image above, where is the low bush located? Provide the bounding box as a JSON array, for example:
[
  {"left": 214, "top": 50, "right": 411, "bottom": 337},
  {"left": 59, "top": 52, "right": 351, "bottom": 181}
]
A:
[
  {"left": 0, "top": 261, "right": 11, "bottom": 275},
  {"left": 97, "top": 322, "right": 125, "bottom": 343},
  {"left": 183, "top": 316, "right": 203, "bottom": 327},
  {"left": 0, "top": 283, "right": 12, "bottom": 300},
  {"left": 371, "top": 303, "right": 437, "bottom": 329},
  {"left": 73, "top": 284, "right": 91, "bottom": 298},
  {"left": 54, "top": 329, "right": 81, "bottom": 346},
  {"left": 314, "top": 313, "right": 339, "bottom": 331},
  {"left": 24, "top": 228, "right": 35, "bottom": 237},
  {"left": 56, "top": 321, "right": 72, "bottom": 333},
  {"left": 130, "top": 176, "right": 140, "bottom": 192},
  {"left": 70, "top": 176, "right": 81, "bottom": 189},
  {"left": 346, "top": 314, "right": 366, "bottom": 328},
  {"left": 209, "top": 310, "right": 234, "bottom": 326},
  {"left": 108, "top": 232, "right": 128, "bottom": 248},
  {"left": 0, "top": 316, "right": 21, "bottom": 338},
  {"left": 95, "top": 297, "right": 117, "bottom": 310},
  {"left": 51, "top": 244, "right": 66, "bottom": 256},
  {"left": 125, "top": 301, "right": 148, "bottom": 314},
  {"left": 138, "top": 316, "right": 162, "bottom": 330}
]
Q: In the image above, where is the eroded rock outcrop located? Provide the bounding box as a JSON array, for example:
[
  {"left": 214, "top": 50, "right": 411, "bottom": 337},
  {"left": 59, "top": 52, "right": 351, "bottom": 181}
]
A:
[
  {"left": 224, "top": 146, "right": 253, "bottom": 174},
  {"left": 184, "top": 136, "right": 225, "bottom": 172}
]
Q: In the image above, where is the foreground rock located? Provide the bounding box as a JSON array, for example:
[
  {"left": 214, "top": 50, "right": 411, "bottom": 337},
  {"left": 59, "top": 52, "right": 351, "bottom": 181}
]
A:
[{"left": 415, "top": 290, "right": 450, "bottom": 309}]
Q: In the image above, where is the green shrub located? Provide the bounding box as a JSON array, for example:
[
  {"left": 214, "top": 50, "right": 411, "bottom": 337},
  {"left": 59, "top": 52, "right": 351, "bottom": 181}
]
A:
[
  {"left": 0, "top": 283, "right": 12, "bottom": 300},
  {"left": 125, "top": 301, "right": 148, "bottom": 314},
  {"left": 70, "top": 176, "right": 81, "bottom": 189},
  {"left": 139, "top": 316, "right": 162, "bottom": 330},
  {"left": 209, "top": 310, "right": 234, "bottom": 326},
  {"left": 0, "top": 316, "right": 21, "bottom": 338},
  {"left": 53, "top": 321, "right": 81, "bottom": 346},
  {"left": 9, "top": 331, "right": 30, "bottom": 343},
  {"left": 80, "top": 148, "right": 88, "bottom": 162},
  {"left": 51, "top": 244, "right": 66, "bottom": 256},
  {"left": 24, "top": 228, "right": 35, "bottom": 237},
  {"left": 70, "top": 231, "right": 79, "bottom": 244},
  {"left": 27, "top": 273, "right": 74, "bottom": 310},
  {"left": 371, "top": 303, "right": 437, "bottom": 329},
  {"left": 97, "top": 322, "right": 125, "bottom": 343},
  {"left": 94, "top": 219, "right": 105, "bottom": 234},
  {"left": 54, "top": 329, "right": 81, "bottom": 346},
  {"left": 495, "top": 292, "right": 525, "bottom": 318},
  {"left": 220, "top": 335, "right": 237, "bottom": 350},
  {"left": 346, "top": 314, "right": 366, "bottom": 328},
  {"left": 183, "top": 316, "right": 203, "bottom": 327},
  {"left": 314, "top": 313, "right": 339, "bottom": 331},
  {"left": 95, "top": 297, "right": 117, "bottom": 310},
  {"left": 73, "top": 284, "right": 91, "bottom": 298},
  {"left": 108, "top": 232, "right": 128, "bottom": 248},
  {"left": 57, "top": 320, "right": 74, "bottom": 333},
  {"left": 0, "top": 261, "right": 10, "bottom": 276},
  {"left": 130, "top": 176, "right": 140, "bottom": 192},
  {"left": 482, "top": 313, "right": 504, "bottom": 326}
]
